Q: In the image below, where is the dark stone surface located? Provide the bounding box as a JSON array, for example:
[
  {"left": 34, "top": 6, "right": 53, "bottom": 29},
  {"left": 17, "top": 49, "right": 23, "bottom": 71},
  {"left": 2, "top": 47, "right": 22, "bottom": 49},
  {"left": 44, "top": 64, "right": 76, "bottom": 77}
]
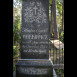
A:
[
  {"left": 16, "top": 60, "right": 52, "bottom": 67},
  {"left": 16, "top": 0, "right": 53, "bottom": 77},
  {"left": 21, "top": 0, "right": 49, "bottom": 59},
  {"left": 16, "top": 60, "right": 53, "bottom": 77}
]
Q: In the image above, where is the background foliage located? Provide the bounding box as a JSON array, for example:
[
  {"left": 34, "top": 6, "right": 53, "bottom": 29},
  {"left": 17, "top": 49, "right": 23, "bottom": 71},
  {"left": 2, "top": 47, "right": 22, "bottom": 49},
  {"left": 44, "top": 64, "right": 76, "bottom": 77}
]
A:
[{"left": 13, "top": 0, "right": 21, "bottom": 71}]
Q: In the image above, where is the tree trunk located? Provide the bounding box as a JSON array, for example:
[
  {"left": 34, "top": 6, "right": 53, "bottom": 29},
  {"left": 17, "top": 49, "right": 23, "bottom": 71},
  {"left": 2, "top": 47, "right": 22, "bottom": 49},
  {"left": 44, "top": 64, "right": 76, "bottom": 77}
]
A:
[
  {"left": 13, "top": 8, "right": 15, "bottom": 23},
  {"left": 52, "top": 0, "right": 58, "bottom": 38},
  {"left": 62, "top": 0, "right": 64, "bottom": 31},
  {"left": 50, "top": 4, "right": 54, "bottom": 34}
]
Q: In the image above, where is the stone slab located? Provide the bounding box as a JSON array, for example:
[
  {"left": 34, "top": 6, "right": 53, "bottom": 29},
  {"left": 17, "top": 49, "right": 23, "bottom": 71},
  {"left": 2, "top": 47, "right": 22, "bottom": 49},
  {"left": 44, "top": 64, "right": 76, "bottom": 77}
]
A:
[{"left": 16, "top": 60, "right": 53, "bottom": 77}]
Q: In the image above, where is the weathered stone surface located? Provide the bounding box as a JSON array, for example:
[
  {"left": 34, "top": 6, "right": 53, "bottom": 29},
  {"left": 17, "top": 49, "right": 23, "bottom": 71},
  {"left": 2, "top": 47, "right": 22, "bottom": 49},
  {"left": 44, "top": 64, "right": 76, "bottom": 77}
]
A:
[
  {"left": 21, "top": 0, "right": 49, "bottom": 59},
  {"left": 16, "top": 0, "right": 53, "bottom": 77},
  {"left": 16, "top": 60, "right": 53, "bottom": 77}
]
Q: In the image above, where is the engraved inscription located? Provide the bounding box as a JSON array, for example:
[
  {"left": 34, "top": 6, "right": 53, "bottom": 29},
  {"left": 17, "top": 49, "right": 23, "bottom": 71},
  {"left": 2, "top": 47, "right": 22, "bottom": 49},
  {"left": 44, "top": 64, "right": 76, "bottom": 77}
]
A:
[
  {"left": 21, "top": 0, "right": 49, "bottom": 59},
  {"left": 23, "top": 49, "right": 47, "bottom": 53},
  {"left": 23, "top": 35, "right": 48, "bottom": 40},
  {"left": 17, "top": 67, "right": 48, "bottom": 75},
  {"left": 22, "top": 28, "right": 48, "bottom": 33}
]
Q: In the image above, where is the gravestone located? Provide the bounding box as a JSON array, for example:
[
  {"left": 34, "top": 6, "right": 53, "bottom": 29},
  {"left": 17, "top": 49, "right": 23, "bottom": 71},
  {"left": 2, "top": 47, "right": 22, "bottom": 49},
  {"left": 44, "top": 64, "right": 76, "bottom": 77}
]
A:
[
  {"left": 21, "top": 0, "right": 49, "bottom": 59},
  {"left": 16, "top": 0, "right": 53, "bottom": 77}
]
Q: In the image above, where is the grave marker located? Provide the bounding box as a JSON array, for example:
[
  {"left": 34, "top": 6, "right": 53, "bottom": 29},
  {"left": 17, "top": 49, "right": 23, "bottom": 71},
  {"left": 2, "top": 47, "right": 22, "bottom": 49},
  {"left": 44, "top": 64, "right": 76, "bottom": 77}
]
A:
[{"left": 16, "top": 0, "right": 53, "bottom": 77}]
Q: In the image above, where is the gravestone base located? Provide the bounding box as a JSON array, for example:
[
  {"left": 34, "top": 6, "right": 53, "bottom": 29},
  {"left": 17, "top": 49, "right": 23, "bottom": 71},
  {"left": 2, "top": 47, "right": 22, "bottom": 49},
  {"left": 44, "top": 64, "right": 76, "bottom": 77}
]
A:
[{"left": 16, "top": 60, "right": 53, "bottom": 77}]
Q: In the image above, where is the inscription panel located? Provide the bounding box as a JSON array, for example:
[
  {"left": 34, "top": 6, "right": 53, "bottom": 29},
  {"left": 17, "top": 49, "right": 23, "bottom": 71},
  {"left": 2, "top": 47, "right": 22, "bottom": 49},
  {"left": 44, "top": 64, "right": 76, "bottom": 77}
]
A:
[
  {"left": 16, "top": 66, "right": 53, "bottom": 77},
  {"left": 17, "top": 67, "right": 48, "bottom": 75},
  {"left": 21, "top": 0, "right": 49, "bottom": 59}
]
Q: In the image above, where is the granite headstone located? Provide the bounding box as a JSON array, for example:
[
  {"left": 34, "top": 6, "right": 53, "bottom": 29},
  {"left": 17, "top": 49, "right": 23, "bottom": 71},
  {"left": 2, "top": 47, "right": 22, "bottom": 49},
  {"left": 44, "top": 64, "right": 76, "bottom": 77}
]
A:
[
  {"left": 21, "top": 0, "right": 49, "bottom": 59},
  {"left": 16, "top": 0, "right": 53, "bottom": 77}
]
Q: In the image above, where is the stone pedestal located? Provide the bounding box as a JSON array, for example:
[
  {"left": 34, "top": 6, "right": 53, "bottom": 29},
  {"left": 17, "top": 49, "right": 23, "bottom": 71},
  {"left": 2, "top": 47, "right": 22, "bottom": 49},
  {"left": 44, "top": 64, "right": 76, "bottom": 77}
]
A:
[{"left": 16, "top": 60, "right": 53, "bottom": 77}]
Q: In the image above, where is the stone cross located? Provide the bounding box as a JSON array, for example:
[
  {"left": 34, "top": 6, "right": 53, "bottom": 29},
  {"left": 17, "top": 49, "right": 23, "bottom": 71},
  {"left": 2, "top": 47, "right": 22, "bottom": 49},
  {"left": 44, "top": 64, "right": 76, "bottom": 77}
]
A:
[{"left": 33, "top": 5, "right": 38, "bottom": 15}]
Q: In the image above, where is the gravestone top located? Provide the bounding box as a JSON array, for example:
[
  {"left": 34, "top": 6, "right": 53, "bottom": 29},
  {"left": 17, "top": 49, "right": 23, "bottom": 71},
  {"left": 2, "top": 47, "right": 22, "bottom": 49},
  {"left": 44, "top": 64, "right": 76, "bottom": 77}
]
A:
[{"left": 21, "top": 0, "right": 49, "bottom": 59}]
